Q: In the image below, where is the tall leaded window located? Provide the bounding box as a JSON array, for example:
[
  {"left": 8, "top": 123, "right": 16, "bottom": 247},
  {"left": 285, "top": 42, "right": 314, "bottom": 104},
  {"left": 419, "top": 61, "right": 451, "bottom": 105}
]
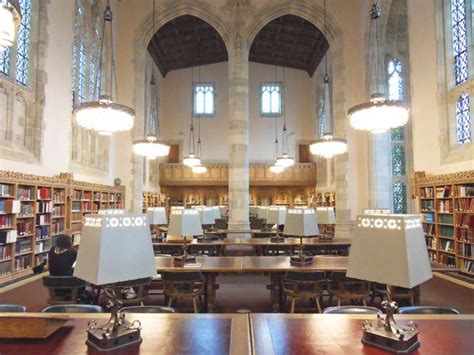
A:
[
  {"left": 15, "top": 0, "right": 32, "bottom": 86},
  {"left": 451, "top": 0, "right": 468, "bottom": 85},
  {"left": 456, "top": 92, "right": 472, "bottom": 143},
  {"left": 78, "top": 42, "right": 86, "bottom": 104},
  {"left": 260, "top": 83, "right": 281, "bottom": 116},
  {"left": 0, "top": 49, "right": 9, "bottom": 76},
  {"left": 388, "top": 58, "right": 408, "bottom": 214},
  {"left": 193, "top": 84, "right": 215, "bottom": 117}
]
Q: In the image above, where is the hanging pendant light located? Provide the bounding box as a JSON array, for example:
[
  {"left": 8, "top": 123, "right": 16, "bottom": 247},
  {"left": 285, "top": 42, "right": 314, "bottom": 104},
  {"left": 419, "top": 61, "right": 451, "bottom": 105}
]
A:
[
  {"left": 132, "top": 0, "right": 169, "bottom": 159},
  {"left": 0, "top": 0, "right": 21, "bottom": 53},
  {"left": 269, "top": 66, "right": 284, "bottom": 174},
  {"left": 347, "top": 1, "right": 409, "bottom": 133},
  {"left": 310, "top": 0, "right": 347, "bottom": 159},
  {"left": 192, "top": 65, "right": 207, "bottom": 174},
  {"left": 276, "top": 67, "right": 295, "bottom": 168},
  {"left": 74, "top": 1, "right": 134, "bottom": 135},
  {"left": 183, "top": 66, "right": 201, "bottom": 167}
]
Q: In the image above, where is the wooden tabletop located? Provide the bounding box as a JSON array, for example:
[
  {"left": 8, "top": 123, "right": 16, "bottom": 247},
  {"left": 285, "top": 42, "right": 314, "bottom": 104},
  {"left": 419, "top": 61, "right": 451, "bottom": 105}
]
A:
[
  {"left": 0, "top": 313, "right": 251, "bottom": 355},
  {"left": 155, "top": 256, "right": 243, "bottom": 272},
  {"left": 154, "top": 239, "right": 243, "bottom": 247},
  {"left": 251, "top": 313, "right": 474, "bottom": 355},
  {"left": 244, "top": 238, "right": 352, "bottom": 246}
]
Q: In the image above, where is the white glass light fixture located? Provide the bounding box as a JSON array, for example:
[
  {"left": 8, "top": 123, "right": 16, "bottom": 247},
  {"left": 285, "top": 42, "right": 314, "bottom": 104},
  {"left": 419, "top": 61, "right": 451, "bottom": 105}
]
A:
[
  {"left": 73, "top": 3, "right": 135, "bottom": 135},
  {"left": 310, "top": 133, "right": 347, "bottom": 158},
  {"left": 132, "top": 0, "right": 169, "bottom": 160},
  {"left": 268, "top": 66, "right": 285, "bottom": 174},
  {"left": 192, "top": 164, "right": 207, "bottom": 174},
  {"left": 0, "top": 0, "right": 21, "bottom": 53},
  {"left": 276, "top": 68, "right": 295, "bottom": 167},
  {"left": 183, "top": 67, "right": 201, "bottom": 168},
  {"left": 347, "top": 2, "right": 409, "bottom": 134},
  {"left": 191, "top": 118, "right": 207, "bottom": 173},
  {"left": 269, "top": 164, "right": 284, "bottom": 173}
]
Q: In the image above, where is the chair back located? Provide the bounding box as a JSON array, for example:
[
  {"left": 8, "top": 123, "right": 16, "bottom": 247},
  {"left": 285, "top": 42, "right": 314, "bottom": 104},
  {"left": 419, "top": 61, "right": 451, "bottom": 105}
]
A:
[
  {"left": 163, "top": 271, "right": 203, "bottom": 283},
  {"left": 0, "top": 304, "right": 27, "bottom": 312},
  {"left": 215, "top": 218, "right": 228, "bottom": 230},
  {"left": 111, "top": 277, "right": 152, "bottom": 306},
  {"left": 398, "top": 306, "right": 460, "bottom": 315},
  {"left": 42, "top": 276, "right": 86, "bottom": 305},
  {"left": 250, "top": 218, "right": 264, "bottom": 229},
  {"left": 119, "top": 306, "right": 177, "bottom": 313},
  {"left": 285, "top": 271, "right": 326, "bottom": 282},
  {"left": 323, "top": 306, "right": 382, "bottom": 315},
  {"left": 42, "top": 304, "right": 103, "bottom": 313}
]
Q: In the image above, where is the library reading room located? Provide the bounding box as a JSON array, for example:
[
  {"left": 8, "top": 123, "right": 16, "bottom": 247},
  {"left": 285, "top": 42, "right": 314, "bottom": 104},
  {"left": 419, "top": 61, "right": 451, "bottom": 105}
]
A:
[{"left": 0, "top": 0, "right": 473, "bottom": 354}]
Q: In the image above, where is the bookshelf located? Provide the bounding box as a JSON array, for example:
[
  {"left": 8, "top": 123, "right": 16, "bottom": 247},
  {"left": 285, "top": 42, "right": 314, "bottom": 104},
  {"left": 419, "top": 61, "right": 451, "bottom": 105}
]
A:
[
  {"left": 142, "top": 192, "right": 167, "bottom": 213},
  {"left": 311, "top": 192, "right": 336, "bottom": 208},
  {"left": 414, "top": 170, "right": 474, "bottom": 277},
  {"left": 0, "top": 170, "right": 125, "bottom": 284}
]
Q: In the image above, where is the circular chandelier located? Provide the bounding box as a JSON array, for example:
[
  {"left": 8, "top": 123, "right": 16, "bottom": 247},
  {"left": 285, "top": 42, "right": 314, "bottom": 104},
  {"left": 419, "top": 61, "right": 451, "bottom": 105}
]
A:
[
  {"left": 132, "top": 136, "right": 170, "bottom": 160},
  {"left": 183, "top": 153, "right": 201, "bottom": 167},
  {"left": 310, "top": 133, "right": 348, "bottom": 158},
  {"left": 269, "top": 164, "right": 284, "bottom": 174},
  {"left": 0, "top": 0, "right": 21, "bottom": 53},
  {"left": 348, "top": 94, "right": 409, "bottom": 134},
  {"left": 75, "top": 95, "right": 134, "bottom": 135},
  {"left": 74, "top": 3, "right": 134, "bottom": 135},
  {"left": 276, "top": 68, "right": 295, "bottom": 168},
  {"left": 192, "top": 165, "right": 207, "bottom": 174},
  {"left": 276, "top": 153, "right": 295, "bottom": 168},
  {"left": 347, "top": 2, "right": 409, "bottom": 134}
]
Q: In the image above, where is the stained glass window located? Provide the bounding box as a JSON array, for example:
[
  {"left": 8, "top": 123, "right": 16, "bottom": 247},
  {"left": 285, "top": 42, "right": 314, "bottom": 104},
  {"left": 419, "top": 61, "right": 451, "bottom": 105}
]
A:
[
  {"left": 456, "top": 92, "right": 472, "bottom": 144},
  {"left": 193, "top": 84, "right": 215, "bottom": 117},
  {"left": 391, "top": 127, "right": 405, "bottom": 142},
  {"left": 393, "top": 182, "right": 407, "bottom": 214},
  {"left": 89, "top": 56, "right": 96, "bottom": 101},
  {"left": 451, "top": 0, "right": 468, "bottom": 85},
  {"left": 78, "top": 42, "right": 86, "bottom": 103},
  {"left": 15, "top": 0, "right": 32, "bottom": 86},
  {"left": 260, "top": 83, "right": 281, "bottom": 116},
  {"left": 388, "top": 59, "right": 403, "bottom": 100},
  {"left": 0, "top": 48, "right": 9, "bottom": 76},
  {"left": 392, "top": 145, "right": 406, "bottom": 177}
]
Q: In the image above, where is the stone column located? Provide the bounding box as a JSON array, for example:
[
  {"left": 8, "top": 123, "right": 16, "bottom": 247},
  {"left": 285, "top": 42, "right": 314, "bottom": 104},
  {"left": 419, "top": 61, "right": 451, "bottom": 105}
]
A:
[{"left": 227, "top": 27, "right": 250, "bottom": 236}]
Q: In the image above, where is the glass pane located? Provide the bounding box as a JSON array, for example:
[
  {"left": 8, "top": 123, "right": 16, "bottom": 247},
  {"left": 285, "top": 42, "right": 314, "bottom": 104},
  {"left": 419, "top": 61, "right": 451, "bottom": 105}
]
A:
[
  {"left": 261, "top": 90, "right": 270, "bottom": 113},
  {"left": 89, "top": 56, "right": 95, "bottom": 101},
  {"left": 0, "top": 48, "right": 10, "bottom": 76},
  {"left": 261, "top": 84, "right": 281, "bottom": 115},
  {"left": 392, "top": 144, "right": 406, "bottom": 177},
  {"left": 393, "top": 182, "right": 407, "bottom": 214},
  {"left": 78, "top": 42, "right": 86, "bottom": 103},
  {"left": 391, "top": 127, "right": 405, "bottom": 142},
  {"left": 196, "top": 90, "right": 204, "bottom": 114},
  {"left": 456, "top": 92, "right": 472, "bottom": 144},
  {"left": 451, "top": 0, "right": 468, "bottom": 85},
  {"left": 204, "top": 90, "right": 213, "bottom": 114},
  {"left": 15, "top": 0, "right": 32, "bottom": 86}
]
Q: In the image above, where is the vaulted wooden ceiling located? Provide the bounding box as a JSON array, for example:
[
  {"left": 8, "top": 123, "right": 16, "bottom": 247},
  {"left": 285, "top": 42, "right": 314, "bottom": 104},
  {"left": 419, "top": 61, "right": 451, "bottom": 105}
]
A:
[{"left": 148, "top": 14, "right": 329, "bottom": 77}]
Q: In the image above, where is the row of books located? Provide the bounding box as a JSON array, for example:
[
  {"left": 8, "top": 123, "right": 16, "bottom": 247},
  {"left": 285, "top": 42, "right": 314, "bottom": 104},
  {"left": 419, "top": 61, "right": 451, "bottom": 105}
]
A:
[
  {"left": 14, "top": 255, "right": 31, "bottom": 271},
  {"left": 437, "top": 200, "right": 453, "bottom": 213},
  {"left": 461, "top": 260, "right": 474, "bottom": 273},
  {"left": 457, "top": 185, "right": 474, "bottom": 197},
  {"left": 71, "top": 223, "right": 82, "bottom": 233},
  {"left": 423, "top": 223, "right": 435, "bottom": 235},
  {"left": 439, "top": 254, "right": 456, "bottom": 268},
  {"left": 436, "top": 186, "right": 452, "bottom": 198},
  {"left": 440, "top": 240, "right": 455, "bottom": 253},
  {"left": 52, "top": 220, "right": 65, "bottom": 235},
  {"left": 0, "top": 184, "right": 13, "bottom": 197},
  {"left": 439, "top": 225, "right": 454, "bottom": 238},
  {"left": 456, "top": 214, "right": 474, "bottom": 228},
  {"left": 455, "top": 198, "right": 474, "bottom": 212},
  {"left": 35, "top": 225, "right": 49, "bottom": 240},
  {"left": 0, "top": 262, "right": 11, "bottom": 276},
  {"left": 457, "top": 228, "right": 473, "bottom": 242},
  {"left": 17, "top": 186, "right": 34, "bottom": 200},
  {"left": 37, "top": 187, "right": 51, "bottom": 200},
  {"left": 35, "top": 239, "right": 51, "bottom": 253},
  {"left": 19, "top": 203, "right": 33, "bottom": 216},
  {"left": 0, "top": 215, "right": 13, "bottom": 229},
  {"left": 35, "top": 253, "right": 48, "bottom": 265},
  {"left": 36, "top": 214, "right": 50, "bottom": 226},
  {"left": 420, "top": 187, "right": 434, "bottom": 198},
  {"left": 52, "top": 205, "right": 65, "bottom": 217},
  {"left": 457, "top": 243, "right": 473, "bottom": 258},
  {"left": 0, "top": 245, "right": 12, "bottom": 260},
  {"left": 421, "top": 200, "right": 434, "bottom": 210},
  {"left": 72, "top": 201, "right": 81, "bottom": 212},
  {"left": 425, "top": 237, "right": 436, "bottom": 249},
  {"left": 427, "top": 250, "right": 436, "bottom": 262},
  {"left": 15, "top": 239, "right": 31, "bottom": 255},
  {"left": 37, "top": 201, "right": 52, "bottom": 213},
  {"left": 421, "top": 212, "right": 435, "bottom": 223},
  {"left": 17, "top": 221, "right": 32, "bottom": 236},
  {"left": 53, "top": 190, "right": 65, "bottom": 203}
]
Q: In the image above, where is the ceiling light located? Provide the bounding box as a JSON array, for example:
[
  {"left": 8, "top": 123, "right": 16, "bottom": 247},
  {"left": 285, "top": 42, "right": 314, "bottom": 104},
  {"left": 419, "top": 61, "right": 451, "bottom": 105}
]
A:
[
  {"left": 0, "top": 0, "right": 21, "bottom": 53},
  {"left": 310, "top": 133, "right": 348, "bottom": 158},
  {"left": 192, "top": 165, "right": 207, "bottom": 174}
]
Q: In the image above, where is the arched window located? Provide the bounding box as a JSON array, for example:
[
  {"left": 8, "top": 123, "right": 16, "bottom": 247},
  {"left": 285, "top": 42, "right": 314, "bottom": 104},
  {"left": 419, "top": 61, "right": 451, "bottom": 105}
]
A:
[
  {"left": 71, "top": 0, "right": 108, "bottom": 171},
  {"left": 388, "top": 58, "right": 408, "bottom": 214},
  {"left": 456, "top": 92, "right": 471, "bottom": 143}
]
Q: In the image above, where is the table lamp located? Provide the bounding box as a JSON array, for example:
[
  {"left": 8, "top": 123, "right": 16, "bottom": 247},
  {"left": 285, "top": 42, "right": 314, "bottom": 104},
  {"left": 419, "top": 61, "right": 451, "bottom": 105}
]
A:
[
  {"left": 146, "top": 207, "right": 167, "bottom": 239},
  {"left": 98, "top": 209, "right": 125, "bottom": 214},
  {"left": 249, "top": 205, "right": 259, "bottom": 216},
  {"left": 218, "top": 205, "right": 227, "bottom": 216},
  {"left": 167, "top": 208, "right": 203, "bottom": 264},
  {"left": 74, "top": 214, "right": 156, "bottom": 351},
  {"left": 284, "top": 208, "right": 319, "bottom": 265},
  {"left": 193, "top": 206, "right": 216, "bottom": 226},
  {"left": 347, "top": 214, "right": 433, "bottom": 353},
  {"left": 267, "top": 206, "right": 287, "bottom": 242},
  {"left": 257, "top": 206, "right": 269, "bottom": 221},
  {"left": 211, "top": 206, "right": 221, "bottom": 221},
  {"left": 362, "top": 208, "right": 391, "bottom": 215},
  {"left": 316, "top": 207, "right": 336, "bottom": 240}
]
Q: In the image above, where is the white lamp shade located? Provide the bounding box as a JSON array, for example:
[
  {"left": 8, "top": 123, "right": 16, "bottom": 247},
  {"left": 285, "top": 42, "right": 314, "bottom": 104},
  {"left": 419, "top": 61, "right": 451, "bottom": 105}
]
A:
[
  {"left": 283, "top": 208, "right": 319, "bottom": 236},
  {"left": 362, "top": 208, "right": 391, "bottom": 215},
  {"left": 74, "top": 214, "right": 156, "bottom": 285},
  {"left": 146, "top": 207, "right": 167, "bottom": 225},
  {"left": 167, "top": 209, "right": 203, "bottom": 237},
  {"left": 266, "top": 206, "right": 287, "bottom": 225},
  {"left": 192, "top": 206, "right": 216, "bottom": 225},
  {"left": 219, "top": 205, "right": 227, "bottom": 216},
  {"left": 171, "top": 206, "right": 184, "bottom": 210},
  {"left": 211, "top": 206, "right": 221, "bottom": 220},
  {"left": 249, "top": 206, "right": 259, "bottom": 215},
  {"left": 257, "top": 206, "right": 269, "bottom": 220},
  {"left": 347, "top": 214, "right": 433, "bottom": 288},
  {"left": 316, "top": 207, "right": 336, "bottom": 224},
  {"left": 98, "top": 209, "right": 125, "bottom": 215}
]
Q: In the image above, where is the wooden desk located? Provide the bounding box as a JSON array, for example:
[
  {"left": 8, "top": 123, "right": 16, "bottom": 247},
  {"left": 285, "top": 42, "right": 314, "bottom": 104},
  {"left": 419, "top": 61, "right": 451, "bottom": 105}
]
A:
[
  {"left": 244, "top": 238, "right": 351, "bottom": 256},
  {"left": 251, "top": 314, "right": 474, "bottom": 355},
  {"left": 153, "top": 239, "right": 242, "bottom": 256},
  {"left": 0, "top": 313, "right": 251, "bottom": 355}
]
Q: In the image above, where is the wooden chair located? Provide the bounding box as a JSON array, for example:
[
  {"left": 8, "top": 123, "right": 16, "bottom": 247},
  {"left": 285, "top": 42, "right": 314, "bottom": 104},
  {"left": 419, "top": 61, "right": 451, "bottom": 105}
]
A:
[
  {"left": 214, "top": 218, "right": 228, "bottom": 230},
  {"left": 42, "top": 304, "right": 103, "bottom": 313},
  {"left": 42, "top": 276, "right": 86, "bottom": 305},
  {"left": 282, "top": 271, "right": 326, "bottom": 313},
  {"left": 109, "top": 277, "right": 152, "bottom": 307},
  {"left": 371, "top": 283, "right": 416, "bottom": 306},
  {"left": 327, "top": 272, "right": 370, "bottom": 306},
  {"left": 0, "top": 304, "right": 26, "bottom": 312},
  {"left": 118, "top": 305, "right": 177, "bottom": 313},
  {"left": 162, "top": 271, "right": 204, "bottom": 313},
  {"left": 323, "top": 306, "right": 382, "bottom": 315},
  {"left": 398, "top": 306, "right": 459, "bottom": 315},
  {"left": 249, "top": 217, "right": 264, "bottom": 230}
]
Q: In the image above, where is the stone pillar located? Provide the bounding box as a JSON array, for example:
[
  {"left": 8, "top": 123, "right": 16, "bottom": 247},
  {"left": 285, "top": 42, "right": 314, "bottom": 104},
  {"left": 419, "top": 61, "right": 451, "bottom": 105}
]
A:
[{"left": 227, "top": 28, "right": 250, "bottom": 236}]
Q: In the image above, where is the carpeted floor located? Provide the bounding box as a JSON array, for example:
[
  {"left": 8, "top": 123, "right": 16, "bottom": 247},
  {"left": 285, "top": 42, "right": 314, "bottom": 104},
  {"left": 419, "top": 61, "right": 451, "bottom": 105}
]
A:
[{"left": 1, "top": 273, "right": 473, "bottom": 314}]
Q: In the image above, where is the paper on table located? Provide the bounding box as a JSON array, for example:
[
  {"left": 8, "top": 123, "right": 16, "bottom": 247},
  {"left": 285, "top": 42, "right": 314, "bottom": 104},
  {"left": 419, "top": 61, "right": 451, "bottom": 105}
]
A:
[{"left": 183, "top": 263, "right": 202, "bottom": 268}]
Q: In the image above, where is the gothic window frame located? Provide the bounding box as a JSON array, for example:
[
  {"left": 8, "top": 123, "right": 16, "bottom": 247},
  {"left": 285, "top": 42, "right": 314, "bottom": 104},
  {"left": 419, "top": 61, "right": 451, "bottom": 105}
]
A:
[
  {"left": 192, "top": 82, "right": 215, "bottom": 118},
  {"left": 436, "top": 0, "right": 474, "bottom": 163},
  {"left": 259, "top": 82, "right": 282, "bottom": 117},
  {"left": 0, "top": 0, "right": 46, "bottom": 162}
]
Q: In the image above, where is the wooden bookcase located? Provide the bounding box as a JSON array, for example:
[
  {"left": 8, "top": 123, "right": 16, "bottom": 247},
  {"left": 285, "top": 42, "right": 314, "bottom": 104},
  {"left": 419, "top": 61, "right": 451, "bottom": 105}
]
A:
[
  {"left": 142, "top": 192, "right": 167, "bottom": 213},
  {"left": 311, "top": 192, "right": 336, "bottom": 208},
  {"left": 0, "top": 170, "right": 125, "bottom": 284},
  {"left": 414, "top": 170, "right": 473, "bottom": 277}
]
